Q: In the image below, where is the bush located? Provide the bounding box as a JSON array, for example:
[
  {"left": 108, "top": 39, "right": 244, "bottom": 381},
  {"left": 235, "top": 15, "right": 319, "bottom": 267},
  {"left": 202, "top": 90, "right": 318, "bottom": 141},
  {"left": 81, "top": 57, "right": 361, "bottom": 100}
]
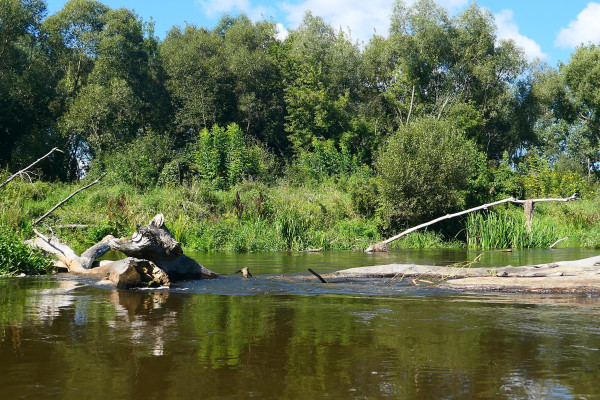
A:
[
  {"left": 91, "top": 131, "right": 175, "bottom": 189},
  {"left": 376, "top": 117, "right": 483, "bottom": 230},
  {"left": 197, "top": 123, "right": 274, "bottom": 189},
  {"left": 519, "top": 153, "right": 589, "bottom": 198},
  {"left": 290, "top": 138, "right": 359, "bottom": 182},
  {"left": 0, "top": 226, "right": 53, "bottom": 276}
]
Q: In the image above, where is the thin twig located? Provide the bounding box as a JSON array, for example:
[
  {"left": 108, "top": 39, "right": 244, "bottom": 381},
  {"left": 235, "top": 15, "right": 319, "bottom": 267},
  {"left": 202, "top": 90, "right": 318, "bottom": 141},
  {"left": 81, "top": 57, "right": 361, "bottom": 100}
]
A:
[
  {"left": 33, "top": 173, "right": 107, "bottom": 226},
  {"left": 0, "top": 147, "right": 63, "bottom": 190}
]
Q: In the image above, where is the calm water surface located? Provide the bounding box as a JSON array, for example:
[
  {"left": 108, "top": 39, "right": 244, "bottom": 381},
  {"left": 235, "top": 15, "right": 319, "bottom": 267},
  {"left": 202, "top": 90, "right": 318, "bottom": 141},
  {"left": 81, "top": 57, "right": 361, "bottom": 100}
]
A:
[{"left": 2, "top": 248, "right": 600, "bottom": 399}]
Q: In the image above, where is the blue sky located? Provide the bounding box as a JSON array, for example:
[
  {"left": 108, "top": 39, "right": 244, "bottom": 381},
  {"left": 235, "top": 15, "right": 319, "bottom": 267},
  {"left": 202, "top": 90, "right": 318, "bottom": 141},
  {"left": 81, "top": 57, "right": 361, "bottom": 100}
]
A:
[{"left": 44, "top": 0, "right": 600, "bottom": 66}]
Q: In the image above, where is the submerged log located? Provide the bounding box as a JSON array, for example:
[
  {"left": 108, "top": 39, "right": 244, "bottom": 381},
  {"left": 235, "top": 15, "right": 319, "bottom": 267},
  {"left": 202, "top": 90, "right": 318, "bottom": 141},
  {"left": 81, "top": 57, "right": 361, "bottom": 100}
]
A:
[
  {"left": 27, "top": 214, "right": 218, "bottom": 289},
  {"left": 328, "top": 255, "right": 600, "bottom": 292}
]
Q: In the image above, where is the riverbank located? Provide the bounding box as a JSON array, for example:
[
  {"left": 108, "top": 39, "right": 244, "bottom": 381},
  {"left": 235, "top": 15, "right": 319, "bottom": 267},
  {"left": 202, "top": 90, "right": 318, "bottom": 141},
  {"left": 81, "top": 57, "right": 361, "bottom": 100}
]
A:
[{"left": 1, "top": 178, "right": 599, "bottom": 257}]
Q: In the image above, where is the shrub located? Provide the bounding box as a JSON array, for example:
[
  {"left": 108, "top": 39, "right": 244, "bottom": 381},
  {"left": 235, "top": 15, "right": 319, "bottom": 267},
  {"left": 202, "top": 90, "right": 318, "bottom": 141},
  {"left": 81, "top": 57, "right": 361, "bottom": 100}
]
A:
[
  {"left": 91, "top": 131, "right": 174, "bottom": 189},
  {"left": 519, "top": 153, "right": 589, "bottom": 198},
  {"left": 289, "top": 138, "right": 359, "bottom": 183},
  {"left": 196, "top": 123, "right": 274, "bottom": 188},
  {"left": 0, "top": 226, "right": 53, "bottom": 276},
  {"left": 376, "top": 117, "right": 483, "bottom": 230}
]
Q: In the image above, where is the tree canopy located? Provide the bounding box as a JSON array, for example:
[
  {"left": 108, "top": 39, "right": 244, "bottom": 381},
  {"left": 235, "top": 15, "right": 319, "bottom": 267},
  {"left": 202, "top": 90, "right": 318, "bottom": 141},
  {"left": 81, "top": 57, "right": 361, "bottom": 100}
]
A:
[{"left": 1, "top": 0, "right": 598, "bottom": 230}]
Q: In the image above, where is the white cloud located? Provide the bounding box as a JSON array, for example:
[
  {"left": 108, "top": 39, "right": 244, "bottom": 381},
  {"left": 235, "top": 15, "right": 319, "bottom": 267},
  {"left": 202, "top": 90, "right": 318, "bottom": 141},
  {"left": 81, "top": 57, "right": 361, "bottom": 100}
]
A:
[
  {"left": 555, "top": 2, "right": 600, "bottom": 48},
  {"left": 281, "top": 0, "right": 394, "bottom": 44},
  {"left": 276, "top": 23, "right": 289, "bottom": 41},
  {"left": 197, "top": 0, "right": 250, "bottom": 17},
  {"left": 494, "top": 9, "right": 547, "bottom": 61}
]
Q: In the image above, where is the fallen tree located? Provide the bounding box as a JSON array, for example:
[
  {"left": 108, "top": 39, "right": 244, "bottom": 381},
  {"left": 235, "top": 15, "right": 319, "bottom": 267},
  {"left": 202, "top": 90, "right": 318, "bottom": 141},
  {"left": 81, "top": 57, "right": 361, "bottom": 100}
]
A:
[
  {"left": 27, "top": 214, "right": 218, "bottom": 289},
  {"left": 320, "top": 255, "right": 600, "bottom": 292},
  {"left": 366, "top": 194, "right": 581, "bottom": 252}
]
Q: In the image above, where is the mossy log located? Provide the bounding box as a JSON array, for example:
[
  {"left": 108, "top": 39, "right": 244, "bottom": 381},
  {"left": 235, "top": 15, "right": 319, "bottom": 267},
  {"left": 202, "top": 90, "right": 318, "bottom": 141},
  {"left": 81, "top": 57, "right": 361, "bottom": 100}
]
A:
[{"left": 27, "top": 214, "right": 218, "bottom": 289}]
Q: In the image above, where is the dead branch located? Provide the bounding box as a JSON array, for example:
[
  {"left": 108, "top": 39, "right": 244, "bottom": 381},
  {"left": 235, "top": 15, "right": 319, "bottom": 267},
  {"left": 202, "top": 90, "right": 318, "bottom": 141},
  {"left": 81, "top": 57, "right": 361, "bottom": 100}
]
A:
[
  {"left": 0, "top": 147, "right": 63, "bottom": 190},
  {"left": 308, "top": 268, "right": 327, "bottom": 283},
  {"left": 33, "top": 172, "right": 107, "bottom": 226},
  {"left": 366, "top": 194, "right": 581, "bottom": 252},
  {"left": 406, "top": 85, "right": 415, "bottom": 124},
  {"left": 550, "top": 237, "right": 568, "bottom": 249}
]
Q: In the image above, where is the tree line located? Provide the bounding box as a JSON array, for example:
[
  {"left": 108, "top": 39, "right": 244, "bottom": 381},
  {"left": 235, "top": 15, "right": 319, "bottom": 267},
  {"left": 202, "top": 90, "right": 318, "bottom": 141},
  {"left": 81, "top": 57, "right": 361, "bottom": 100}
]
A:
[{"left": 1, "top": 0, "right": 598, "bottom": 230}]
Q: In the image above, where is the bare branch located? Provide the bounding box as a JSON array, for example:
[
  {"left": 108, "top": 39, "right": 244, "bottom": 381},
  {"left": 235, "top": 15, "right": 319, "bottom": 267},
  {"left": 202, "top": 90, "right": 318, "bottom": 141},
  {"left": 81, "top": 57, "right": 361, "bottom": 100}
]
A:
[
  {"left": 33, "top": 173, "right": 107, "bottom": 226},
  {"left": 549, "top": 237, "right": 568, "bottom": 249},
  {"left": 0, "top": 147, "right": 63, "bottom": 190},
  {"left": 437, "top": 95, "right": 451, "bottom": 121}
]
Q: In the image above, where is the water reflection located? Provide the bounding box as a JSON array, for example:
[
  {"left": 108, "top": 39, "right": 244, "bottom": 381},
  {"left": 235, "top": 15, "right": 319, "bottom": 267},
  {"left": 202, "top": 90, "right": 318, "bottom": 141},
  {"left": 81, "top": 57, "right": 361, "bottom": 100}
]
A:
[
  {"left": 2, "top": 247, "right": 600, "bottom": 398},
  {"left": 107, "top": 291, "right": 175, "bottom": 356}
]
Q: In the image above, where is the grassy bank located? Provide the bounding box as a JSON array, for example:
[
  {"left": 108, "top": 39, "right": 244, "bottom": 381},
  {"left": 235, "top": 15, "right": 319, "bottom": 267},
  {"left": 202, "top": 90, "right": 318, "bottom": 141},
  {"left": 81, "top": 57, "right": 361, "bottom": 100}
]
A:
[{"left": 1, "top": 175, "right": 599, "bottom": 258}]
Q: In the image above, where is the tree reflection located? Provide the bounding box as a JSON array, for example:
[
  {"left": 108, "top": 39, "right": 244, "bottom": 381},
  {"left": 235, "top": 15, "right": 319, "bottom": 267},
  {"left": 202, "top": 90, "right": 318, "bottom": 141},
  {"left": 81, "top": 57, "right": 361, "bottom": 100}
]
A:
[{"left": 1, "top": 279, "right": 600, "bottom": 399}]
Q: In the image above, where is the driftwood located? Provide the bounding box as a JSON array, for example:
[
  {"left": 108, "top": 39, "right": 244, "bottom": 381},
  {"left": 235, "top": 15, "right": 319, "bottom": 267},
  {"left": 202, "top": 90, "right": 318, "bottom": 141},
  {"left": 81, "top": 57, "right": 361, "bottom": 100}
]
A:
[
  {"left": 327, "top": 255, "right": 600, "bottom": 292},
  {"left": 0, "top": 147, "right": 63, "bottom": 190},
  {"left": 550, "top": 237, "right": 568, "bottom": 249},
  {"left": 235, "top": 267, "right": 252, "bottom": 278},
  {"left": 366, "top": 194, "right": 581, "bottom": 252},
  {"left": 27, "top": 214, "right": 218, "bottom": 289},
  {"left": 33, "top": 172, "right": 107, "bottom": 226},
  {"left": 308, "top": 268, "right": 327, "bottom": 283}
]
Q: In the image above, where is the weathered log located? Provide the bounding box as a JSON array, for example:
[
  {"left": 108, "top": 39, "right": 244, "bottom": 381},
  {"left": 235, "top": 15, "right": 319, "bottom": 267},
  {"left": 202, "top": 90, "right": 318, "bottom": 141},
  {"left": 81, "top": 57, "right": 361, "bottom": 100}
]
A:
[
  {"left": 327, "top": 255, "right": 600, "bottom": 292},
  {"left": 105, "top": 214, "right": 218, "bottom": 279},
  {"left": 27, "top": 214, "right": 219, "bottom": 288},
  {"left": 366, "top": 194, "right": 581, "bottom": 252},
  {"left": 330, "top": 256, "right": 600, "bottom": 280}
]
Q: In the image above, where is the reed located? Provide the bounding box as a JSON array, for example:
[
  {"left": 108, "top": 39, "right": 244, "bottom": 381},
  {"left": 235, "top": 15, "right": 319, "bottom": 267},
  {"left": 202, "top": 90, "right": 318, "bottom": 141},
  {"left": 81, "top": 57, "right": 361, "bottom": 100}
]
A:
[{"left": 466, "top": 209, "right": 562, "bottom": 250}]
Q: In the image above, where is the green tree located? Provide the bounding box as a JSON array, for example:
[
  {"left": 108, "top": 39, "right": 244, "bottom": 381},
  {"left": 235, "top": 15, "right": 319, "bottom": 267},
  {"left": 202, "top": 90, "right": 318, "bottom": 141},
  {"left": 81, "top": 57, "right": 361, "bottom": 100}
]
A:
[
  {"left": 376, "top": 116, "right": 483, "bottom": 229},
  {"left": 559, "top": 44, "right": 600, "bottom": 177},
  {"left": 220, "top": 15, "right": 286, "bottom": 154},
  {"left": 0, "top": 0, "right": 62, "bottom": 176},
  {"left": 160, "top": 24, "right": 231, "bottom": 142},
  {"left": 364, "top": 0, "right": 533, "bottom": 160},
  {"left": 54, "top": 2, "right": 166, "bottom": 169},
  {"left": 281, "top": 12, "right": 368, "bottom": 159}
]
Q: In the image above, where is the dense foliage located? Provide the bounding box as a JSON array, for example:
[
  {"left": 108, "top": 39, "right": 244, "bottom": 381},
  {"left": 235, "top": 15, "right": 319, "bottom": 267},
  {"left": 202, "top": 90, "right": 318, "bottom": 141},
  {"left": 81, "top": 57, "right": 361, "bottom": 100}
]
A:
[
  {"left": 0, "top": 225, "right": 53, "bottom": 276},
  {"left": 1, "top": 0, "right": 599, "bottom": 257}
]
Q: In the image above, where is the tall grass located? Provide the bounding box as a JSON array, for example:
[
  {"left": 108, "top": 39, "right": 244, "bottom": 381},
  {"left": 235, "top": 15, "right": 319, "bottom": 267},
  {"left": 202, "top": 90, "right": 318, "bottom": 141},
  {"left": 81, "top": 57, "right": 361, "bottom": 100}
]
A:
[
  {"left": 466, "top": 210, "right": 560, "bottom": 250},
  {"left": 2, "top": 174, "right": 599, "bottom": 254}
]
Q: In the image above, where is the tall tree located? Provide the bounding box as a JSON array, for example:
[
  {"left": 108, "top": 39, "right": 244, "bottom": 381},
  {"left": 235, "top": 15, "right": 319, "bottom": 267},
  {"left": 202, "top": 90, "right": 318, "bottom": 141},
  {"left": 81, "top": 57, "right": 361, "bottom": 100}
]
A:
[
  {"left": 53, "top": 2, "right": 166, "bottom": 168},
  {"left": 0, "top": 0, "right": 61, "bottom": 174},
  {"left": 365, "top": 0, "right": 533, "bottom": 160},
  {"left": 281, "top": 12, "right": 368, "bottom": 158}
]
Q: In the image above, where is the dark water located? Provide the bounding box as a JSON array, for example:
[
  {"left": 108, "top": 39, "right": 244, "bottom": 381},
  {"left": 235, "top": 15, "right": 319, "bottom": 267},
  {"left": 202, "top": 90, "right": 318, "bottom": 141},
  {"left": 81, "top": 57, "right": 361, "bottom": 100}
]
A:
[{"left": 2, "top": 248, "right": 600, "bottom": 399}]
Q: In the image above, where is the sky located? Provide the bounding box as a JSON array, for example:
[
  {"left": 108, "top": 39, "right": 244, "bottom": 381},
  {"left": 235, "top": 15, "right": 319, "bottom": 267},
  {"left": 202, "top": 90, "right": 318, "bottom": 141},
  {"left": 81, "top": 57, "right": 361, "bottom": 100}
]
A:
[{"left": 43, "top": 0, "right": 600, "bottom": 66}]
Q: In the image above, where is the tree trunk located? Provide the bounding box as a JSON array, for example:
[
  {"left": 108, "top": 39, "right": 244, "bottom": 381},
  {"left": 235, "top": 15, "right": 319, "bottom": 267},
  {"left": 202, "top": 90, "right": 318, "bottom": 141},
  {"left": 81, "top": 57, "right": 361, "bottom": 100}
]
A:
[{"left": 27, "top": 214, "right": 218, "bottom": 289}]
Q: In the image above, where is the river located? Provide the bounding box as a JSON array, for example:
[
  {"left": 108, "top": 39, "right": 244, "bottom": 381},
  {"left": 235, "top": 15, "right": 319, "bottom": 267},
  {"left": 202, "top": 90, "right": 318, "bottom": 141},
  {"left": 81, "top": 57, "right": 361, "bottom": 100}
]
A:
[{"left": 1, "top": 248, "right": 600, "bottom": 399}]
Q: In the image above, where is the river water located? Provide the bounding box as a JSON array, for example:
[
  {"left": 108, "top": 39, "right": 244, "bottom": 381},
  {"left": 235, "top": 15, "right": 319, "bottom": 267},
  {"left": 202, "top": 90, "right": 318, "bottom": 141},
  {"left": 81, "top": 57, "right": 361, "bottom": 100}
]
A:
[{"left": 2, "top": 248, "right": 600, "bottom": 399}]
